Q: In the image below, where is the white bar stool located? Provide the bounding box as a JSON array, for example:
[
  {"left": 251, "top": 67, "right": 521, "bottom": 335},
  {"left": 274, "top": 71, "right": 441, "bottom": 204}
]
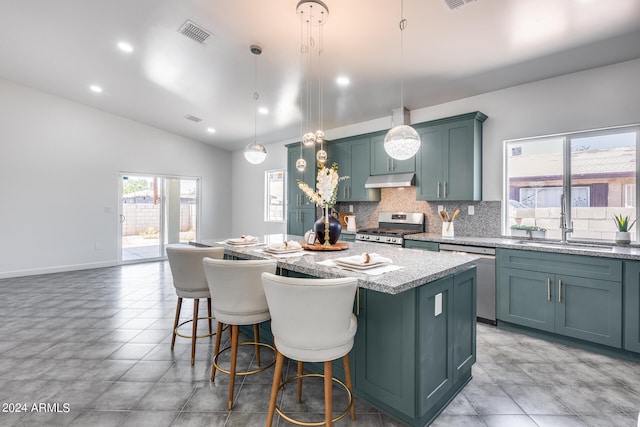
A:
[
  {"left": 166, "top": 245, "right": 224, "bottom": 365},
  {"left": 261, "top": 272, "right": 358, "bottom": 427},
  {"left": 203, "top": 257, "right": 278, "bottom": 410}
]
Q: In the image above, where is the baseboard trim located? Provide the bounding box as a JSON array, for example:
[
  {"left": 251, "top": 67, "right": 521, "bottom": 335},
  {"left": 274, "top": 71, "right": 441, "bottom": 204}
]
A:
[{"left": 0, "top": 261, "right": 118, "bottom": 279}]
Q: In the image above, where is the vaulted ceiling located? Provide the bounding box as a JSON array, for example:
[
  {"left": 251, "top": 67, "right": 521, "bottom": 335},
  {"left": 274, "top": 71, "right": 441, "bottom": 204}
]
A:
[{"left": 1, "top": 0, "right": 639, "bottom": 151}]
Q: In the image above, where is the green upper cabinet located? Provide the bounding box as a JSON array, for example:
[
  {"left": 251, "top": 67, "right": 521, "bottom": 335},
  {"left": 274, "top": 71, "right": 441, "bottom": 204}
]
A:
[
  {"left": 416, "top": 112, "right": 487, "bottom": 201},
  {"left": 286, "top": 143, "right": 317, "bottom": 236},
  {"left": 370, "top": 134, "right": 416, "bottom": 175},
  {"left": 327, "top": 137, "right": 381, "bottom": 202}
]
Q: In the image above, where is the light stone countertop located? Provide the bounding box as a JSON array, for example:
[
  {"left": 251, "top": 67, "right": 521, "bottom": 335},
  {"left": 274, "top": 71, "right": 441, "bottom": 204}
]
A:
[
  {"left": 406, "top": 233, "right": 640, "bottom": 260},
  {"left": 193, "top": 235, "right": 479, "bottom": 295}
]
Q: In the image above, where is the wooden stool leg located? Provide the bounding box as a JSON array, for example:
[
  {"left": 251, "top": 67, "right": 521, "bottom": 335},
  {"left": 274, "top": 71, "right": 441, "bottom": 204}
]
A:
[
  {"left": 297, "top": 361, "right": 304, "bottom": 403},
  {"left": 207, "top": 297, "right": 212, "bottom": 334},
  {"left": 343, "top": 354, "right": 356, "bottom": 420},
  {"left": 210, "top": 322, "right": 223, "bottom": 382},
  {"left": 254, "top": 324, "right": 261, "bottom": 366},
  {"left": 171, "top": 297, "right": 182, "bottom": 350},
  {"left": 324, "top": 360, "right": 333, "bottom": 427},
  {"left": 191, "top": 299, "right": 199, "bottom": 365},
  {"left": 266, "top": 350, "right": 285, "bottom": 427},
  {"left": 228, "top": 324, "right": 239, "bottom": 410}
]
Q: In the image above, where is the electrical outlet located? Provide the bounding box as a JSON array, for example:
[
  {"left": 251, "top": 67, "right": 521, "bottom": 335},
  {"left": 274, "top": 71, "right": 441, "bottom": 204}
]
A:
[
  {"left": 435, "top": 293, "right": 443, "bottom": 316},
  {"left": 349, "top": 204, "right": 353, "bottom": 212},
  {"left": 438, "top": 205, "right": 444, "bottom": 213},
  {"left": 468, "top": 205, "right": 474, "bottom": 215}
]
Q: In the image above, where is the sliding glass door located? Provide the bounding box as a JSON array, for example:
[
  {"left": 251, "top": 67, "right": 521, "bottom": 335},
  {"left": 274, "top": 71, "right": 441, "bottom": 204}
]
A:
[{"left": 120, "top": 174, "right": 199, "bottom": 262}]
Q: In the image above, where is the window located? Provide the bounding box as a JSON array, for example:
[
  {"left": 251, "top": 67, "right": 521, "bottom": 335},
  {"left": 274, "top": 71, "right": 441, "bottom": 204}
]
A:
[
  {"left": 504, "top": 125, "right": 639, "bottom": 241},
  {"left": 265, "top": 169, "right": 285, "bottom": 222}
]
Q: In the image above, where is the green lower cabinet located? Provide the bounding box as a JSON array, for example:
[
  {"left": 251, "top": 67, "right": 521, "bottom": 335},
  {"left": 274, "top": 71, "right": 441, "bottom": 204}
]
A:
[
  {"left": 497, "top": 268, "right": 555, "bottom": 332},
  {"left": 554, "top": 274, "right": 621, "bottom": 347},
  {"left": 496, "top": 249, "right": 623, "bottom": 348},
  {"left": 287, "top": 208, "right": 315, "bottom": 237},
  {"left": 355, "top": 268, "right": 476, "bottom": 425},
  {"left": 624, "top": 261, "right": 640, "bottom": 352}
]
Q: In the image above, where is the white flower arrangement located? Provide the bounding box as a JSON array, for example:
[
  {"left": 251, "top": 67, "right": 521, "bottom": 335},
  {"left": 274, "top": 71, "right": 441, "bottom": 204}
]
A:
[{"left": 297, "top": 163, "right": 349, "bottom": 208}]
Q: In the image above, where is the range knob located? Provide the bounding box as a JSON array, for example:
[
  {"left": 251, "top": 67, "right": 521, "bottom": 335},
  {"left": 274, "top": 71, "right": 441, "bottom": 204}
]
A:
[{"left": 375, "top": 236, "right": 380, "bottom": 241}]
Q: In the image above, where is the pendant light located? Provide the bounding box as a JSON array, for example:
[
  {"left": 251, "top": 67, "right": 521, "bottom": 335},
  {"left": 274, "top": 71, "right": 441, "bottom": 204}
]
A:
[
  {"left": 296, "top": 0, "right": 329, "bottom": 170},
  {"left": 243, "top": 44, "right": 267, "bottom": 164},
  {"left": 384, "top": 0, "right": 420, "bottom": 161}
]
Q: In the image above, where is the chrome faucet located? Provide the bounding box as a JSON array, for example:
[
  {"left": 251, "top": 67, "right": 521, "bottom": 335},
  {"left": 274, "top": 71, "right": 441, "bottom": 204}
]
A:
[{"left": 559, "top": 193, "right": 573, "bottom": 243}]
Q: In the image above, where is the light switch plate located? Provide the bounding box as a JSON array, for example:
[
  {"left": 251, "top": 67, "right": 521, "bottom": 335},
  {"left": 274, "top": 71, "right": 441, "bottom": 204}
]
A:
[
  {"left": 435, "top": 293, "right": 442, "bottom": 316},
  {"left": 468, "top": 205, "right": 474, "bottom": 215},
  {"left": 438, "top": 205, "right": 444, "bottom": 213}
]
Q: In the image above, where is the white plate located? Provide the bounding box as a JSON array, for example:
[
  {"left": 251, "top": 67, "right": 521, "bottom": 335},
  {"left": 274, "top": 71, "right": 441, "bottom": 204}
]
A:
[
  {"left": 263, "top": 247, "right": 303, "bottom": 254},
  {"left": 225, "top": 239, "right": 259, "bottom": 246},
  {"left": 333, "top": 255, "right": 389, "bottom": 269}
]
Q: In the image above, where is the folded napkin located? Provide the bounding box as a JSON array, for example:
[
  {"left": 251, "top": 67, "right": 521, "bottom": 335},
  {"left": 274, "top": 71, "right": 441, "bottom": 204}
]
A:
[
  {"left": 267, "top": 240, "right": 302, "bottom": 251},
  {"left": 233, "top": 234, "right": 257, "bottom": 242},
  {"left": 355, "top": 252, "right": 392, "bottom": 265}
]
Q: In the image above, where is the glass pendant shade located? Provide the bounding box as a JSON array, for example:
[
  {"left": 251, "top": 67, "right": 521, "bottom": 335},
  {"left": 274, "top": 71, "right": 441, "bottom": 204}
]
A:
[
  {"left": 302, "top": 132, "right": 316, "bottom": 146},
  {"left": 316, "top": 149, "right": 327, "bottom": 163},
  {"left": 295, "top": 158, "right": 307, "bottom": 171},
  {"left": 243, "top": 142, "right": 267, "bottom": 164},
  {"left": 315, "top": 130, "right": 325, "bottom": 142},
  {"left": 384, "top": 124, "right": 420, "bottom": 160}
]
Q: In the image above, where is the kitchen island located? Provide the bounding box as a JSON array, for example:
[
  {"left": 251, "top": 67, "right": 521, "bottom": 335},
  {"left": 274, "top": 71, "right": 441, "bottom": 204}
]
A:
[{"left": 192, "top": 235, "right": 480, "bottom": 427}]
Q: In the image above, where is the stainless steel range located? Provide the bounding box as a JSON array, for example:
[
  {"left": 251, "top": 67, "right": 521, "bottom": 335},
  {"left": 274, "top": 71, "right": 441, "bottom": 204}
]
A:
[{"left": 356, "top": 212, "right": 425, "bottom": 245}]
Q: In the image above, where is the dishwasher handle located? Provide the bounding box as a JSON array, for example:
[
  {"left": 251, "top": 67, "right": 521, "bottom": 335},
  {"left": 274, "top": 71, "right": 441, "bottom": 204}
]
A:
[{"left": 439, "top": 244, "right": 496, "bottom": 256}]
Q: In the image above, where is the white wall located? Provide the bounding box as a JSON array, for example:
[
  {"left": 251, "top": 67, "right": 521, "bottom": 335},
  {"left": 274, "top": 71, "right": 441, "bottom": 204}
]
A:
[
  {"left": 231, "top": 58, "right": 640, "bottom": 234},
  {"left": 0, "top": 78, "right": 232, "bottom": 278}
]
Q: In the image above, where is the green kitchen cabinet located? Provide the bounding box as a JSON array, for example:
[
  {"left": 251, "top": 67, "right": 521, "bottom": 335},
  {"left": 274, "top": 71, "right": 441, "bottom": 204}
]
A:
[
  {"left": 416, "top": 112, "right": 487, "bottom": 201},
  {"left": 287, "top": 143, "right": 317, "bottom": 236},
  {"left": 370, "top": 134, "right": 416, "bottom": 175},
  {"left": 404, "top": 240, "right": 439, "bottom": 251},
  {"left": 496, "top": 249, "right": 623, "bottom": 348},
  {"left": 328, "top": 136, "right": 381, "bottom": 202},
  {"left": 355, "top": 268, "right": 476, "bottom": 425},
  {"left": 623, "top": 261, "right": 640, "bottom": 352}
]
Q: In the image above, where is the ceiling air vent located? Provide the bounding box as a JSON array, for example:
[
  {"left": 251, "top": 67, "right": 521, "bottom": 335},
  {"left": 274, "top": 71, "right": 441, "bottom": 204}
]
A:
[
  {"left": 184, "top": 114, "right": 203, "bottom": 123},
  {"left": 178, "top": 20, "right": 213, "bottom": 45},
  {"left": 444, "top": 0, "right": 476, "bottom": 10}
]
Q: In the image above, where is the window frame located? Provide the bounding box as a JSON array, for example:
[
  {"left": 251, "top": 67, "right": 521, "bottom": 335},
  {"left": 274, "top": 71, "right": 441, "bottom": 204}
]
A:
[
  {"left": 264, "top": 168, "right": 286, "bottom": 223},
  {"left": 503, "top": 124, "right": 640, "bottom": 241}
]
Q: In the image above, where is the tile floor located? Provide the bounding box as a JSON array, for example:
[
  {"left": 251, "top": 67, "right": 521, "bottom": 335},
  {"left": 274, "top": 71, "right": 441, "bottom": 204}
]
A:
[{"left": 0, "top": 261, "right": 639, "bottom": 427}]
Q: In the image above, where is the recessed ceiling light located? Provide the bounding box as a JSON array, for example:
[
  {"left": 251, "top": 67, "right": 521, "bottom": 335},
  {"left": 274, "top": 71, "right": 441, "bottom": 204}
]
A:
[
  {"left": 258, "top": 107, "right": 269, "bottom": 115},
  {"left": 206, "top": 127, "right": 216, "bottom": 134},
  {"left": 117, "top": 41, "right": 134, "bottom": 53},
  {"left": 90, "top": 85, "right": 103, "bottom": 93},
  {"left": 336, "top": 76, "right": 350, "bottom": 86}
]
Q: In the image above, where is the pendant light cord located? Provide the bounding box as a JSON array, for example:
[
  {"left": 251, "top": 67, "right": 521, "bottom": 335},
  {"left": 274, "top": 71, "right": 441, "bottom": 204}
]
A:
[
  {"left": 399, "top": 0, "right": 407, "bottom": 113},
  {"left": 299, "top": 12, "right": 305, "bottom": 159},
  {"left": 254, "top": 53, "right": 258, "bottom": 143}
]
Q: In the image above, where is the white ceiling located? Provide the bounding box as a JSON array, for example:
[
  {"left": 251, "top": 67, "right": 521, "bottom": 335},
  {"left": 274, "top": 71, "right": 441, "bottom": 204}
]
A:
[{"left": 1, "top": 0, "right": 639, "bottom": 152}]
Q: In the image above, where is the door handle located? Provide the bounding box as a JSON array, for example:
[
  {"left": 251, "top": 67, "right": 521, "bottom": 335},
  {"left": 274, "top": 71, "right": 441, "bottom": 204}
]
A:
[
  {"left": 120, "top": 214, "right": 126, "bottom": 224},
  {"left": 558, "top": 279, "right": 562, "bottom": 303},
  {"left": 547, "top": 278, "right": 551, "bottom": 301}
]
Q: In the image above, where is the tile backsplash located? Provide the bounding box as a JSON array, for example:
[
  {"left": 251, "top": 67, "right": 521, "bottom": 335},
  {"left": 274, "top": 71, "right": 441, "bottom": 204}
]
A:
[{"left": 335, "top": 187, "right": 502, "bottom": 237}]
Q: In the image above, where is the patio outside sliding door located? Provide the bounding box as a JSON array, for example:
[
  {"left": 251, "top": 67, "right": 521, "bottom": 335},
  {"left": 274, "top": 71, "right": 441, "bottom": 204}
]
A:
[{"left": 119, "top": 174, "right": 199, "bottom": 262}]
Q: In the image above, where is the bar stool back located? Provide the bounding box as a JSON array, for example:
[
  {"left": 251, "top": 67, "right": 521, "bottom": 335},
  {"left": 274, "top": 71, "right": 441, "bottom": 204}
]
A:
[{"left": 261, "top": 272, "right": 358, "bottom": 427}]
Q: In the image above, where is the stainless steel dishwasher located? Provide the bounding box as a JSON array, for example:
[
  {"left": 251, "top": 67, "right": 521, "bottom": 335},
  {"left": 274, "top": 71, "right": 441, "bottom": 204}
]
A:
[{"left": 439, "top": 243, "right": 496, "bottom": 324}]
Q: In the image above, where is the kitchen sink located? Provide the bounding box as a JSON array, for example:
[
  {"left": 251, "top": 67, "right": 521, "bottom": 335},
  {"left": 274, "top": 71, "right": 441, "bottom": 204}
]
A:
[{"left": 513, "top": 240, "right": 613, "bottom": 251}]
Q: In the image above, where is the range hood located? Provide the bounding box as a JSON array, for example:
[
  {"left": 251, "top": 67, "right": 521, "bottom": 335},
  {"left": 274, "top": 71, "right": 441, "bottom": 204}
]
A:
[{"left": 365, "top": 173, "right": 415, "bottom": 188}]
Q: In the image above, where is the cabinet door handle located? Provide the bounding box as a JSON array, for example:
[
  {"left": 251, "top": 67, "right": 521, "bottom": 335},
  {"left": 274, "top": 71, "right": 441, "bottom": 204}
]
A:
[
  {"left": 387, "top": 157, "right": 391, "bottom": 171},
  {"left": 344, "top": 186, "right": 347, "bottom": 199},
  {"left": 437, "top": 182, "right": 440, "bottom": 198},
  {"left": 444, "top": 181, "right": 447, "bottom": 198},
  {"left": 558, "top": 279, "right": 562, "bottom": 303},
  {"left": 348, "top": 186, "right": 351, "bottom": 199},
  {"left": 547, "top": 278, "right": 551, "bottom": 301}
]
